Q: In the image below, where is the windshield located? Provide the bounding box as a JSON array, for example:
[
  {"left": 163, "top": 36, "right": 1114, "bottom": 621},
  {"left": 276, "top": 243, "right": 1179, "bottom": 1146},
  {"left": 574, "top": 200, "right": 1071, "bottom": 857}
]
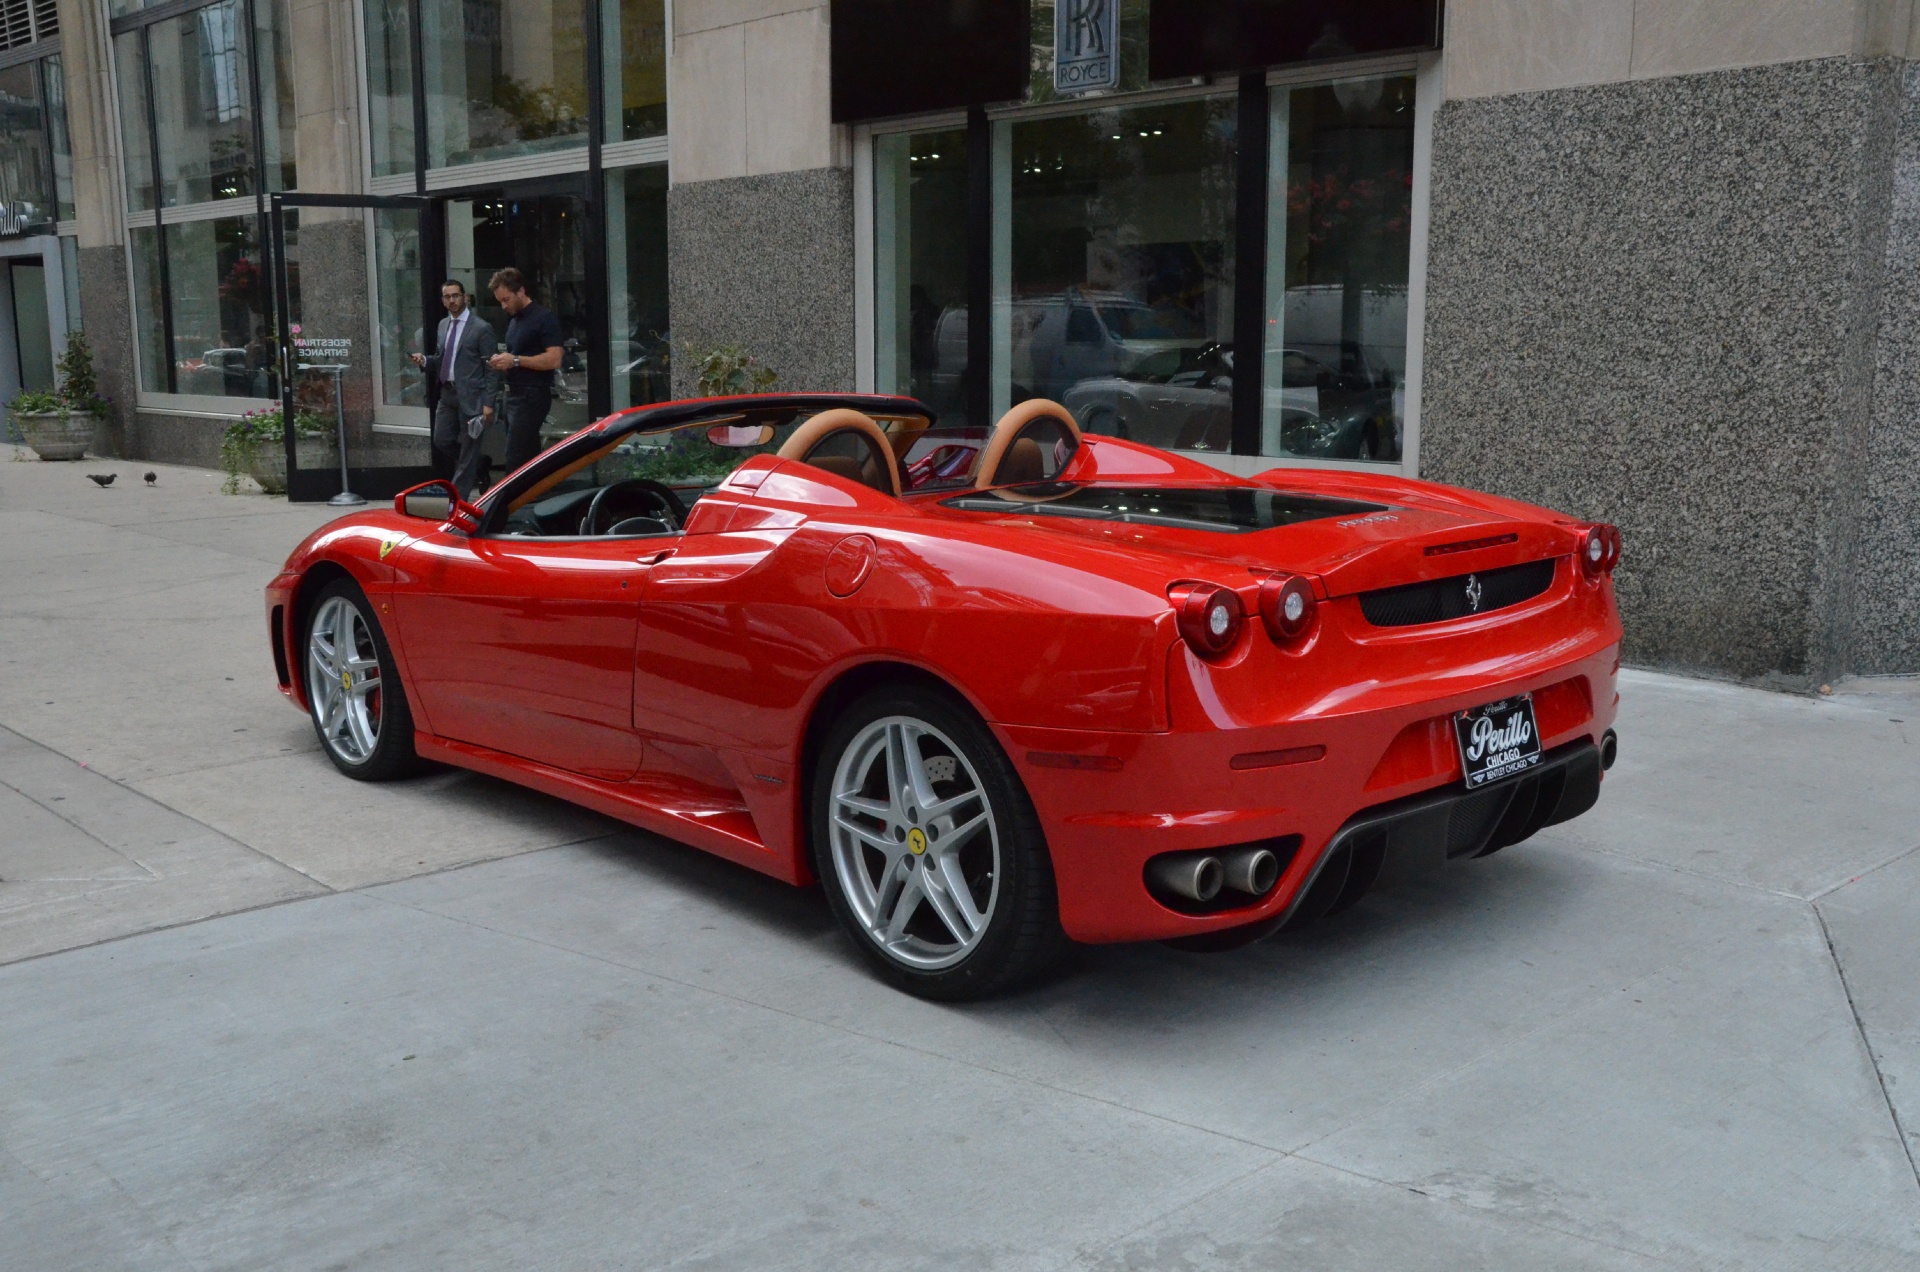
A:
[{"left": 483, "top": 397, "right": 936, "bottom": 539}]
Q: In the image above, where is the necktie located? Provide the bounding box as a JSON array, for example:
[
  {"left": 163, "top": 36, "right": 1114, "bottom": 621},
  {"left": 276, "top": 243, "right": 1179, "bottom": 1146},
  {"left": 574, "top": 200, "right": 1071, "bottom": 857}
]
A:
[{"left": 443, "top": 315, "right": 463, "bottom": 383}]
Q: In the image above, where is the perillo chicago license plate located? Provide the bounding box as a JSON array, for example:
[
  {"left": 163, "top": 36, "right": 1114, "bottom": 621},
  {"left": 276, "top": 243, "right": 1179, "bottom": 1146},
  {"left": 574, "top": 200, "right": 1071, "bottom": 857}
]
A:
[{"left": 1454, "top": 695, "right": 1543, "bottom": 789}]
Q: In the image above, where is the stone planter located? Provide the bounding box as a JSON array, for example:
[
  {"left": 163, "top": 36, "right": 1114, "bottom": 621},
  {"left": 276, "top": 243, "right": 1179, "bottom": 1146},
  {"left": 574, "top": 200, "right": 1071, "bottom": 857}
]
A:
[
  {"left": 247, "top": 437, "right": 337, "bottom": 494},
  {"left": 13, "top": 410, "right": 97, "bottom": 461}
]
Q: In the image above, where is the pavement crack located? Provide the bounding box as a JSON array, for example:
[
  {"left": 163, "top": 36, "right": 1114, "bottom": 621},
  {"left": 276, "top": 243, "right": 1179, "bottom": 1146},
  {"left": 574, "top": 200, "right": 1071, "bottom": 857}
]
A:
[
  {"left": 1813, "top": 902, "right": 1920, "bottom": 1195},
  {"left": 1806, "top": 841, "right": 1920, "bottom": 903}
]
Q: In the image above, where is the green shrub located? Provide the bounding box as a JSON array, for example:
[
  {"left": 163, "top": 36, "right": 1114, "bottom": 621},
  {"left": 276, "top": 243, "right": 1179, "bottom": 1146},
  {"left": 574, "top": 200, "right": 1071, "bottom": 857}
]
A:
[{"left": 691, "top": 345, "right": 778, "bottom": 398}]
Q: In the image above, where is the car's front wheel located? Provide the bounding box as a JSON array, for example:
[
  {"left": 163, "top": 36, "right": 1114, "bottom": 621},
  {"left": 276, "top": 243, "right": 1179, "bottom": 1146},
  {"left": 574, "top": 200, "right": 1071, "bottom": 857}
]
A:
[
  {"left": 811, "top": 687, "right": 1066, "bottom": 1000},
  {"left": 303, "top": 577, "right": 420, "bottom": 780}
]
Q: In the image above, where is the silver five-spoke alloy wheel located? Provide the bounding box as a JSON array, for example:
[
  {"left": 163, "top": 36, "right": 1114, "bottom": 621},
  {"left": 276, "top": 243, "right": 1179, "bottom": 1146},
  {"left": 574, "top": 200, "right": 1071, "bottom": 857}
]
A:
[
  {"left": 828, "top": 716, "right": 1001, "bottom": 971},
  {"left": 306, "top": 594, "right": 384, "bottom": 766}
]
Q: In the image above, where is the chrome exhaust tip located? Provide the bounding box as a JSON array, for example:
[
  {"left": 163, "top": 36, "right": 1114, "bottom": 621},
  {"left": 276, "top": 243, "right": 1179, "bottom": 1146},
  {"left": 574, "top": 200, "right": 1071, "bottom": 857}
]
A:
[
  {"left": 1148, "top": 854, "right": 1224, "bottom": 903},
  {"left": 1220, "top": 847, "right": 1280, "bottom": 896},
  {"left": 1600, "top": 729, "right": 1619, "bottom": 771}
]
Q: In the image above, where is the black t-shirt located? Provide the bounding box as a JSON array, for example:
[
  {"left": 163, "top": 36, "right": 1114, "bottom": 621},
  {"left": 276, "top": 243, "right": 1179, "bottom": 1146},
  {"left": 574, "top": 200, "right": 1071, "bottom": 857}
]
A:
[{"left": 504, "top": 301, "right": 564, "bottom": 388}]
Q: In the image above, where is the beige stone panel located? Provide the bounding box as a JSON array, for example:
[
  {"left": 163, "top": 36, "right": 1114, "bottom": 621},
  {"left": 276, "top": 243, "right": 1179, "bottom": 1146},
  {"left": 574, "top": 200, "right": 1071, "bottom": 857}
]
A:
[
  {"left": 56, "top": 0, "right": 124, "bottom": 247},
  {"left": 289, "top": 0, "right": 364, "bottom": 204},
  {"left": 1444, "top": 0, "right": 1635, "bottom": 99},
  {"left": 743, "top": 8, "right": 833, "bottom": 176},
  {"left": 1878, "top": 0, "right": 1920, "bottom": 55},
  {"left": 1630, "top": 0, "right": 1858, "bottom": 79},
  {"left": 676, "top": 0, "right": 823, "bottom": 38},
  {"left": 671, "top": 23, "right": 750, "bottom": 184}
]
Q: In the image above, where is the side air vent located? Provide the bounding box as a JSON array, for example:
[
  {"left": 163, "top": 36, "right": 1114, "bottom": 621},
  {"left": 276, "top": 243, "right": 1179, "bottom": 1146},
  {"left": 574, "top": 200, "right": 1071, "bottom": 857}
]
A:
[{"left": 1359, "top": 559, "right": 1558, "bottom": 628}]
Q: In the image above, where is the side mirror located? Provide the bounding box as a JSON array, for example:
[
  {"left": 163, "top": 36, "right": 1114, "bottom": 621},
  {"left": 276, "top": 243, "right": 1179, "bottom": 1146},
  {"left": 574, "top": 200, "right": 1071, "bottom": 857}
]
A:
[{"left": 395, "top": 479, "right": 481, "bottom": 533}]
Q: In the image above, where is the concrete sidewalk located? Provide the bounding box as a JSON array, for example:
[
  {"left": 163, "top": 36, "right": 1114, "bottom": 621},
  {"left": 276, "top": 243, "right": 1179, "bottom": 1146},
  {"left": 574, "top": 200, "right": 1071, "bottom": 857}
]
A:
[{"left": 3, "top": 451, "right": 1918, "bottom": 1269}]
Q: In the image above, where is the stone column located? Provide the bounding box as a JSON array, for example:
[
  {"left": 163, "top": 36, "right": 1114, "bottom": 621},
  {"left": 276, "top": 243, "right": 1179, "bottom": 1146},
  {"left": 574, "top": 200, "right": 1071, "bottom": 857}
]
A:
[
  {"left": 1420, "top": 0, "right": 1920, "bottom": 681},
  {"left": 667, "top": 0, "right": 854, "bottom": 398},
  {"left": 57, "top": 0, "right": 135, "bottom": 456}
]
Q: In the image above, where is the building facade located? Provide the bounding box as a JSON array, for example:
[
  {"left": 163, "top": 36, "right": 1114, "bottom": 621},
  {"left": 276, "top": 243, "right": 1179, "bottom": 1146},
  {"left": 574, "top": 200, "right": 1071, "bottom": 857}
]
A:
[{"left": 4, "top": 0, "right": 1918, "bottom": 685}]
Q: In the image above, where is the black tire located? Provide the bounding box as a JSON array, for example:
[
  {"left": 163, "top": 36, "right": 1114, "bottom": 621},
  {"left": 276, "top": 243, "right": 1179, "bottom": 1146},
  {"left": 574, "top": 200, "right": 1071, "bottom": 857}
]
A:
[
  {"left": 301, "top": 576, "right": 422, "bottom": 781},
  {"left": 810, "top": 686, "right": 1068, "bottom": 1000}
]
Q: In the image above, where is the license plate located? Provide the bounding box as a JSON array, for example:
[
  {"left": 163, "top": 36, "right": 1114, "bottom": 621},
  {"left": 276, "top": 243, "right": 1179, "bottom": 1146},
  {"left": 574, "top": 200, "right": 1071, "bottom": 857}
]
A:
[{"left": 1454, "top": 695, "right": 1543, "bottom": 789}]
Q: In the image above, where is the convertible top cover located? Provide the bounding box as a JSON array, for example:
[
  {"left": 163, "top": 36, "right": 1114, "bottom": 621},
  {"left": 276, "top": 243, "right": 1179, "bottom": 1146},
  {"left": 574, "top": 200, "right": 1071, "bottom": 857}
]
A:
[{"left": 942, "top": 484, "right": 1388, "bottom": 533}]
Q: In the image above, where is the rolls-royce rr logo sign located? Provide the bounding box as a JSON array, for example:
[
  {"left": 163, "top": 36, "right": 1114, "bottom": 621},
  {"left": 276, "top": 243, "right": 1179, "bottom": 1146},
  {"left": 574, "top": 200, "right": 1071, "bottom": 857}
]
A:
[
  {"left": 1465, "top": 574, "right": 1484, "bottom": 612},
  {"left": 1055, "top": 0, "right": 1118, "bottom": 96}
]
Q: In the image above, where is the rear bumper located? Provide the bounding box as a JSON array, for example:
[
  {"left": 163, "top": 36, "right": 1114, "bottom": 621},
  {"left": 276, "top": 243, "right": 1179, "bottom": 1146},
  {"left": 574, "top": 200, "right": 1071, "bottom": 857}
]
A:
[{"left": 999, "top": 642, "right": 1619, "bottom": 944}]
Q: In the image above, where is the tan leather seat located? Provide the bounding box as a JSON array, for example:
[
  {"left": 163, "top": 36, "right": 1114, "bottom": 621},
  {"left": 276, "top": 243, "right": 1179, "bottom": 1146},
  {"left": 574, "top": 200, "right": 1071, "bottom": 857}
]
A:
[
  {"left": 975, "top": 399, "right": 1082, "bottom": 488},
  {"left": 775, "top": 408, "right": 902, "bottom": 497}
]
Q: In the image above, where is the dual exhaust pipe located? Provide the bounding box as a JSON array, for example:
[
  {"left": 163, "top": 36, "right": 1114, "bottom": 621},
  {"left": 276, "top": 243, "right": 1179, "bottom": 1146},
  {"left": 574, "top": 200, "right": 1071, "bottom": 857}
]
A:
[{"left": 1148, "top": 845, "right": 1282, "bottom": 905}]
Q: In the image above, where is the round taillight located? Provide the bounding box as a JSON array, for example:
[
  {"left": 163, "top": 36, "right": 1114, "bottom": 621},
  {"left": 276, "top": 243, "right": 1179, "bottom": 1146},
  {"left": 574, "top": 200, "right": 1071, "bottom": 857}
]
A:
[
  {"left": 1175, "top": 583, "right": 1243, "bottom": 658},
  {"left": 1259, "top": 573, "right": 1317, "bottom": 644},
  {"left": 1580, "top": 526, "right": 1607, "bottom": 578},
  {"left": 1581, "top": 524, "right": 1621, "bottom": 578}
]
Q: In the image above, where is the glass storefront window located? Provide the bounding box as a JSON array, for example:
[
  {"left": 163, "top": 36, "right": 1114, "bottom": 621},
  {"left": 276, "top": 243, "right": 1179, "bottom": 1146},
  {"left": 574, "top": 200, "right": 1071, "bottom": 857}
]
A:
[
  {"left": 606, "top": 0, "right": 666, "bottom": 142},
  {"left": 364, "top": 0, "right": 415, "bottom": 178},
  {"left": 114, "top": 31, "right": 155, "bottom": 212},
  {"left": 1262, "top": 75, "right": 1415, "bottom": 462},
  {"left": 164, "top": 214, "right": 278, "bottom": 398},
  {"left": 423, "top": 0, "right": 590, "bottom": 168},
  {"left": 0, "top": 62, "right": 53, "bottom": 234},
  {"left": 148, "top": 0, "right": 257, "bottom": 205},
  {"left": 992, "top": 95, "right": 1237, "bottom": 450},
  {"left": 872, "top": 128, "right": 969, "bottom": 426},
  {"left": 375, "top": 208, "right": 426, "bottom": 409},
  {"left": 44, "top": 55, "right": 73, "bottom": 222},
  {"left": 606, "top": 165, "right": 669, "bottom": 411},
  {"left": 129, "top": 225, "right": 167, "bottom": 392}
]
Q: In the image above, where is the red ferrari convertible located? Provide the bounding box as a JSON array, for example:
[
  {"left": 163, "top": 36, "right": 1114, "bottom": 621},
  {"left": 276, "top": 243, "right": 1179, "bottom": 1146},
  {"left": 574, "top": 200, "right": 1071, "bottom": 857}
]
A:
[{"left": 266, "top": 394, "right": 1622, "bottom": 999}]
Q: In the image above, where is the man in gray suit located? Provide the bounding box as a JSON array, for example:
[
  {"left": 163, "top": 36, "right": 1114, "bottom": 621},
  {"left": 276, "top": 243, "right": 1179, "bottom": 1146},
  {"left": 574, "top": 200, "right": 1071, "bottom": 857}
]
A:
[{"left": 412, "top": 279, "right": 499, "bottom": 497}]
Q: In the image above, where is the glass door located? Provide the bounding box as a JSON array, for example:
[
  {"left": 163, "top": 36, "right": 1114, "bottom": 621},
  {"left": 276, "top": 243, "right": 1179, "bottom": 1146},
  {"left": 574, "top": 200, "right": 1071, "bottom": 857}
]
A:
[
  {"left": 8, "top": 261, "right": 55, "bottom": 392},
  {"left": 270, "top": 192, "right": 440, "bottom": 502},
  {"left": 442, "top": 180, "right": 594, "bottom": 461}
]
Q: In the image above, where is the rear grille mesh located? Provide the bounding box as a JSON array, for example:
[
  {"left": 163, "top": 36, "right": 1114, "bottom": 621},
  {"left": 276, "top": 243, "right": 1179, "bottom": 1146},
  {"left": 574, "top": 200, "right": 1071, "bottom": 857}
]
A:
[{"left": 1359, "top": 558, "right": 1558, "bottom": 628}]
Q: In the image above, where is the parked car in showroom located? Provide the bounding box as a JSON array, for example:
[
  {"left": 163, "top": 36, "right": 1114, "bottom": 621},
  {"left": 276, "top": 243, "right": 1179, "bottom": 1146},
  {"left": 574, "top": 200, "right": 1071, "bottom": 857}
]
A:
[
  {"left": 267, "top": 394, "right": 1622, "bottom": 999},
  {"left": 1065, "top": 343, "right": 1401, "bottom": 460}
]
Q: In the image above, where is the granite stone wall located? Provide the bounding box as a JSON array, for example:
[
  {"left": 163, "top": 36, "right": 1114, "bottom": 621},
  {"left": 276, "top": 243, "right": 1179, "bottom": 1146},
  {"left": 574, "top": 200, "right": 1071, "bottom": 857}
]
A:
[
  {"left": 1421, "top": 57, "right": 1914, "bottom": 684},
  {"left": 667, "top": 166, "right": 855, "bottom": 398},
  {"left": 76, "top": 245, "right": 135, "bottom": 458},
  {"left": 1857, "top": 61, "right": 1920, "bottom": 674}
]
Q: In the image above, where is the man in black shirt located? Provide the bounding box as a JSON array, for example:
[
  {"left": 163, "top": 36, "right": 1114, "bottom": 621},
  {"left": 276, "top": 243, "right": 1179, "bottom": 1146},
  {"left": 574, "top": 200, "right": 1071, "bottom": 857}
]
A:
[{"left": 486, "top": 267, "right": 566, "bottom": 473}]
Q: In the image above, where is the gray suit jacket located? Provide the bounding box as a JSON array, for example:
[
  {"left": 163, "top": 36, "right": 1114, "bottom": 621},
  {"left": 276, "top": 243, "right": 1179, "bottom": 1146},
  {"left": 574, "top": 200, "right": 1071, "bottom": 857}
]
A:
[{"left": 424, "top": 310, "right": 501, "bottom": 419}]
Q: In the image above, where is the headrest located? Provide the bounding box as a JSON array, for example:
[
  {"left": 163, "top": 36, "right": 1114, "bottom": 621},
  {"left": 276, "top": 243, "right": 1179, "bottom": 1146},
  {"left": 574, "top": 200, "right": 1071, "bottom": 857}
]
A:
[
  {"left": 775, "top": 408, "right": 901, "bottom": 497},
  {"left": 975, "top": 398, "right": 1082, "bottom": 488}
]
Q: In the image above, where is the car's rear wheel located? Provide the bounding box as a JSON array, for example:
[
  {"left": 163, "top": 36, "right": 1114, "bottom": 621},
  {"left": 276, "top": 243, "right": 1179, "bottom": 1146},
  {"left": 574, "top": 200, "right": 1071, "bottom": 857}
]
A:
[
  {"left": 303, "top": 577, "right": 419, "bottom": 781},
  {"left": 811, "top": 687, "right": 1066, "bottom": 1000}
]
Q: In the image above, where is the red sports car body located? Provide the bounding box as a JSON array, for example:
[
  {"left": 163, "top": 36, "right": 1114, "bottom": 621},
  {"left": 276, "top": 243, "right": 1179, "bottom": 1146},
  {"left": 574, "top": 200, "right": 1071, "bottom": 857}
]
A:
[{"left": 267, "top": 394, "right": 1622, "bottom": 997}]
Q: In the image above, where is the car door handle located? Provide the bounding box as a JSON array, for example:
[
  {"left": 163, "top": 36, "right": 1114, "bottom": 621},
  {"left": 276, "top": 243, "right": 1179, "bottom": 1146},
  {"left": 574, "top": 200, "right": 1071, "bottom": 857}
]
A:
[{"left": 636, "top": 549, "right": 675, "bottom": 566}]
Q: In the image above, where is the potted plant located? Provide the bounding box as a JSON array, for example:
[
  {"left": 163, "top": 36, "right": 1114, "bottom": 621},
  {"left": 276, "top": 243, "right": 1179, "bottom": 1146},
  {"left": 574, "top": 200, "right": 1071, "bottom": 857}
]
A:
[
  {"left": 8, "top": 331, "right": 111, "bottom": 461},
  {"left": 221, "top": 406, "right": 334, "bottom": 494}
]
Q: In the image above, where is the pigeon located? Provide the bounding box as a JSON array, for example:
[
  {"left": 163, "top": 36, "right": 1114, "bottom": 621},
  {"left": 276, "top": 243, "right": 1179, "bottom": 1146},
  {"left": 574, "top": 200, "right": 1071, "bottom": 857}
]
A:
[
  {"left": 87, "top": 473, "right": 116, "bottom": 487},
  {"left": 144, "top": 471, "right": 157, "bottom": 486}
]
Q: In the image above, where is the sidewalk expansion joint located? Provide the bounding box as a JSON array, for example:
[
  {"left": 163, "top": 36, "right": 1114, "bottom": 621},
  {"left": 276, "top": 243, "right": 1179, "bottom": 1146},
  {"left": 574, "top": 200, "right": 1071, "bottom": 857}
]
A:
[{"left": 1814, "top": 903, "right": 1920, "bottom": 1195}]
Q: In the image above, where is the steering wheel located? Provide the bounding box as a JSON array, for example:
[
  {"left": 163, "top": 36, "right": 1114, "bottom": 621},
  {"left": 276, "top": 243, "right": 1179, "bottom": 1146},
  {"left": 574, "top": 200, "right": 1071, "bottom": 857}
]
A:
[{"left": 582, "top": 478, "right": 687, "bottom": 536}]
